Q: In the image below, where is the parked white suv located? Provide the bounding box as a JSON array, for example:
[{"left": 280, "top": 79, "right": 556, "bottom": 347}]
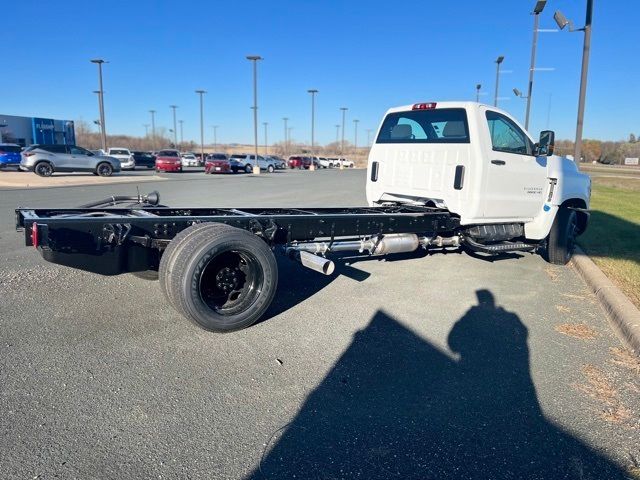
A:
[
  {"left": 181, "top": 153, "right": 199, "bottom": 167},
  {"left": 107, "top": 148, "right": 135, "bottom": 170}
]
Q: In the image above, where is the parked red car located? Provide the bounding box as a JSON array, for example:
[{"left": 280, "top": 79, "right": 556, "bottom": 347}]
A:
[
  {"left": 155, "top": 149, "right": 182, "bottom": 173},
  {"left": 205, "top": 153, "right": 233, "bottom": 174},
  {"left": 288, "top": 156, "right": 311, "bottom": 169}
]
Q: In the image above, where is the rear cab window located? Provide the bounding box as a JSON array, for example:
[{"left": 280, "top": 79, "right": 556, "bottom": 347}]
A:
[{"left": 376, "top": 108, "right": 470, "bottom": 144}]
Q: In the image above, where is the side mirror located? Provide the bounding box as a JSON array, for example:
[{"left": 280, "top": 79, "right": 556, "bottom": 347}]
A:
[{"left": 536, "top": 130, "right": 555, "bottom": 156}]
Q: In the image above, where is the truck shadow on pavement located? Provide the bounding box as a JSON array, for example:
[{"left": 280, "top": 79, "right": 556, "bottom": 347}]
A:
[
  {"left": 261, "top": 257, "right": 370, "bottom": 322},
  {"left": 249, "top": 290, "right": 627, "bottom": 479}
]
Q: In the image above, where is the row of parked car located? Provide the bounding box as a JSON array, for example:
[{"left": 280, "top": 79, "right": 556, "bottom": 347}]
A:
[{"left": 0, "top": 142, "right": 354, "bottom": 177}]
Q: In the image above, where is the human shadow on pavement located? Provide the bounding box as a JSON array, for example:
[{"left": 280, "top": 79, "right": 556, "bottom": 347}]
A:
[{"left": 248, "top": 290, "right": 627, "bottom": 479}]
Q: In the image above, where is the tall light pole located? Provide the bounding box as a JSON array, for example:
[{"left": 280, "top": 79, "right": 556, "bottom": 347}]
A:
[
  {"left": 149, "top": 110, "right": 156, "bottom": 150},
  {"left": 307, "top": 89, "right": 318, "bottom": 160},
  {"left": 143, "top": 124, "right": 150, "bottom": 137},
  {"left": 340, "top": 107, "right": 348, "bottom": 155},
  {"left": 366, "top": 128, "right": 373, "bottom": 146},
  {"left": 246, "top": 55, "right": 263, "bottom": 174},
  {"left": 212, "top": 125, "right": 219, "bottom": 150},
  {"left": 353, "top": 119, "right": 359, "bottom": 153},
  {"left": 522, "top": 0, "right": 547, "bottom": 131},
  {"left": 179, "top": 120, "right": 184, "bottom": 146},
  {"left": 262, "top": 122, "right": 268, "bottom": 155},
  {"left": 554, "top": 1, "right": 593, "bottom": 163},
  {"left": 494, "top": 56, "right": 505, "bottom": 107},
  {"left": 195, "top": 90, "right": 206, "bottom": 163},
  {"left": 476, "top": 83, "right": 482, "bottom": 102},
  {"left": 90, "top": 59, "right": 107, "bottom": 151},
  {"left": 169, "top": 105, "right": 178, "bottom": 147},
  {"left": 283, "top": 117, "right": 289, "bottom": 157}
]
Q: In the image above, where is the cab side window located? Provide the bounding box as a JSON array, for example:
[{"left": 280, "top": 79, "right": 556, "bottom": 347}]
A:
[{"left": 485, "top": 111, "right": 533, "bottom": 155}]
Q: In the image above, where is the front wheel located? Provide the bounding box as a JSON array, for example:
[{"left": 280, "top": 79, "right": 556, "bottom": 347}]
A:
[
  {"left": 245, "top": 164, "right": 253, "bottom": 173},
  {"left": 267, "top": 165, "right": 274, "bottom": 173},
  {"left": 160, "top": 224, "right": 278, "bottom": 332},
  {"left": 96, "top": 162, "right": 113, "bottom": 177},
  {"left": 546, "top": 206, "right": 578, "bottom": 265}
]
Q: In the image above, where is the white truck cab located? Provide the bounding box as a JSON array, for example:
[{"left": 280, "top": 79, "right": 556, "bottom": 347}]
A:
[{"left": 366, "top": 101, "right": 591, "bottom": 264}]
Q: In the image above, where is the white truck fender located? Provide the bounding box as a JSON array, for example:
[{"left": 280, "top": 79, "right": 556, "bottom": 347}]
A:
[{"left": 524, "top": 156, "right": 591, "bottom": 240}]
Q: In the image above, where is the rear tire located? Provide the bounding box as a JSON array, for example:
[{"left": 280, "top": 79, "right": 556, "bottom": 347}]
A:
[
  {"left": 546, "top": 206, "right": 578, "bottom": 265},
  {"left": 34, "top": 161, "right": 53, "bottom": 177},
  {"left": 160, "top": 223, "right": 278, "bottom": 332},
  {"left": 245, "top": 164, "right": 252, "bottom": 173}
]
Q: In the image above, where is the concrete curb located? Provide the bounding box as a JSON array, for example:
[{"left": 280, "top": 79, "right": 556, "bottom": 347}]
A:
[{"left": 571, "top": 246, "right": 640, "bottom": 354}]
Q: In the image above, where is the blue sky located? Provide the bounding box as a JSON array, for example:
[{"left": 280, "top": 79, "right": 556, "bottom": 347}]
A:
[{"left": 2, "top": 0, "right": 637, "bottom": 145}]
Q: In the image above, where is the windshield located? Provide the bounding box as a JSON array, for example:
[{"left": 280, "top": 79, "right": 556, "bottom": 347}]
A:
[
  {"left": 376, "top": 108, "right": 470, "bottom": 144},
  {"left": 158, "top": 150, "right": 179, "bottom": 157},
  {"left": 109, "top": 149, "right": 129, "bottom": 155}
]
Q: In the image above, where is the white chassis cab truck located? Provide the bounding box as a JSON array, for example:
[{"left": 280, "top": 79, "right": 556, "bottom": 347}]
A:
[
  {"left": 15, "top": 101, "right": 591, "bottom": 332},
  {"left": 366, "top": 101, "right": 590, "bottom": 265}
]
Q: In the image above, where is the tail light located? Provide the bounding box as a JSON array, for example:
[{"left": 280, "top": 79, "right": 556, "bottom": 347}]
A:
[
  {"left": 23, "top": 152, "right": 36, "bottom": 157},
  {"left": 31, "top": 223, "right": 39, "bottom": 248},
  {"left": 412, "top": 102, "right": 437, "bottom": 110}
]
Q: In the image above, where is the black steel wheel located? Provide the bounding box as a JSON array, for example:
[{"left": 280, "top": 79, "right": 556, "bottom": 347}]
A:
[
  {"left": 161, "top": 224, "right": 277, "bottom": 331},
  {"left": 34, "top": 162, "right": 53, "bottom": 177},
  {"left": 96, "top": 162, "right": 113, "bottom": 177},
  {"left": 546, "top": 206, "right": 578, "bottom": 265}
]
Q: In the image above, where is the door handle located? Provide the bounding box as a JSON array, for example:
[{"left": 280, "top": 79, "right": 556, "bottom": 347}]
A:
[{"left": 491, "top": 159, "right": 506, "bottom": 165}]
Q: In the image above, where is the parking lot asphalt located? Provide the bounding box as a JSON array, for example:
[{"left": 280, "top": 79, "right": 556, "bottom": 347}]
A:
[{"left": 1, "top": 169, "right": 639, "bottom": 479}]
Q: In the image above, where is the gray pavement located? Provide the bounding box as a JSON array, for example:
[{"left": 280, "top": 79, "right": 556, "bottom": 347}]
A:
[{"left": 1, "top": 169, "right": 639, "bottom": 479}]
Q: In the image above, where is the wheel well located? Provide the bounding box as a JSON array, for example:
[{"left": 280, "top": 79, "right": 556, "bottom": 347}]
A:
[{"left": 561, "top": 198, "right": 588, "bottom": 234}]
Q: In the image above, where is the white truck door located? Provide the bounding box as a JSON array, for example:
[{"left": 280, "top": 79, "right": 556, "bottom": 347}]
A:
[{"left": 481, "top": 109, "right": 547, "bottom": 220}]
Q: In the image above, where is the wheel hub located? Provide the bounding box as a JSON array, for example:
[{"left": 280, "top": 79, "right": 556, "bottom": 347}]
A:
[{"left": 215, "top": 266, "right": 242, "bottom": 293}]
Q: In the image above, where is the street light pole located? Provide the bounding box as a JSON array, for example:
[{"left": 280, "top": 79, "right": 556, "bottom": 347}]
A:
[
  {"left": 170, "top": 105, "right": 178, "bottom": 147},
  {"left": 246, "top": 55, "right": 263, "bottom": 174},
  {"left": 554, "top": 0, "right": 594, "bottom": 163},
  {"left": 340, "top": 107, "right": 348, "bottom": 155},
  {"left": 195, "top": 90, "right": 206, "bottom": 163},
  {"left": 353, "top": 119, "right": 359, "bottom": 153},
  {"left": 494, "top": 56, "right": 505, "bottom": 107},
  {"left": 262, "top": 122, "right": 268, "bottom": 155},
  {"left": 524, "top": 1, "right": 547, "bottom": 131},
  {"left": 476, "top": 84, "right": 482, "bottom": 102},
  {"left": 366, "top": 129, "right": 372, "bottom": 146},
  {"left": 283, "top": 117, "right": 289, "bottom": 157},
  {"left": 143, "top": 124, "right": 150, "bottom": 137},
  {"left": 307, "top": 88, "right": 318, "bottom": 170},
  {"left": 90, "top": 59, "right": 107, "bottom": 151},
  {"left": 179, "top": 120, "right": 184, "bottom": 146},
  {"left": 149, "top": 110, "right": 156, "bottom": 150}
]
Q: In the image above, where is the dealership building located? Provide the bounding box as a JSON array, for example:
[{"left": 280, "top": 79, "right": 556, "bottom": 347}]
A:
[{"left": 0, "top": 114, "right": 75, "bottom": 147}]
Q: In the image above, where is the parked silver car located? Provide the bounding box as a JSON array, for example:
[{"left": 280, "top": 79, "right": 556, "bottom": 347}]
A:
[
  {"left": 20, "top": 144, "right": 121, "bottom": 177},
  {"left": 229, "top": 154, "right": 276, "bottom": 173}
]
